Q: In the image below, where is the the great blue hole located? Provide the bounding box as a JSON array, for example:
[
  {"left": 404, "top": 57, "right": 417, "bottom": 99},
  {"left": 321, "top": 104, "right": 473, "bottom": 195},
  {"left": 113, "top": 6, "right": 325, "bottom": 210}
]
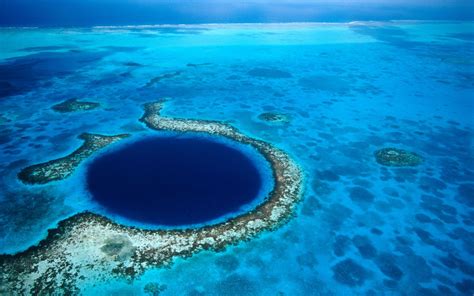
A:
[{"left": 86, "top": 136, "right": 263, "bottom": 226}]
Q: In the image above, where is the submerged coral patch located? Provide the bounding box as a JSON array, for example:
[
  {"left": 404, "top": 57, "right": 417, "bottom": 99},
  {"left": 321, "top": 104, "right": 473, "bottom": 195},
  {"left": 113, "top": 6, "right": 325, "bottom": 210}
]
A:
[
  {"left": 332, "top": 258, "right": 370, "bottom": 287},
  {"left": 145, "top": 71, "right": 182, "bottom": 87},
  {"left": 123, "top": 61, "right": 143, "bottom": 67},
  {"left": 187, "top": 63, "right": 212, "bottom": 67},
  {"left": 258, "top": 112, "right": 290, "bottom": 124},
  {"left": 457, "top": 183, "right": 474, "bottom": 208},
  {"left": 87, "top": 136, "right": 264, "bottom": 225},
  {"left": 1, "top": 100, "right": 303, "bottom": 294},
  {"left": 299, "top": 75, "right": 351, "bottom": 93},
  {"left": 349, "top": 186, "right": 375, "bottom": 203},
  {"left": 0, "top": 50, "right": 110, "bottom": 99},
  {"left": 51, "top": 98, "right": 100, "bottom": 113},
  {"left": 374, "top": 148, "right": 423, "bottom": 167},
  {"left": 247, "top": 68, "right": 292, "bottom": 78},
  {"left": 18, "top": 133, "right": 130, "bottom": 184},
  {"left": 144, "top": 282, "right": 167, "bottom": 295}
]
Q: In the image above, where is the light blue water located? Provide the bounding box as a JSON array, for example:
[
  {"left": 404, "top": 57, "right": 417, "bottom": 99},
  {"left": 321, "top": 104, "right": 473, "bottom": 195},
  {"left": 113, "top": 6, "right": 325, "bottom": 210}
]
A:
[{"left": 0, "top": 22, "right": 473, "bottom": 295}]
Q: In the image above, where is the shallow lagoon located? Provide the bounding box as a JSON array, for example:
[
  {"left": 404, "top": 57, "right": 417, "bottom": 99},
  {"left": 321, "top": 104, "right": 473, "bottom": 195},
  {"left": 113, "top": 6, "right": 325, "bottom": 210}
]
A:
[{"left": 0, "top": 22, "right": 473, "bottom": 295}]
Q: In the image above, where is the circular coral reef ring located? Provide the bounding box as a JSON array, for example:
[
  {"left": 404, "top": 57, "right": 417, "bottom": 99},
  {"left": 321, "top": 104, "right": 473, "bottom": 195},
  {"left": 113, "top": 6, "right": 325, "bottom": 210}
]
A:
[
  {"left": 374, "top": 147, "right": 424, "bottom": 167},
  {"left": 0, "top": 100, "right": 303, "bottom": 294}
]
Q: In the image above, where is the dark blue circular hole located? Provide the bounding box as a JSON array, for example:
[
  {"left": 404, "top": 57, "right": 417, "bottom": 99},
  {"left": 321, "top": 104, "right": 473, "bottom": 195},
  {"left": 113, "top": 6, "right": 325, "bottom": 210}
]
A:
[{"left": 86, "top": 136, "right": 263, "bottom": 226}]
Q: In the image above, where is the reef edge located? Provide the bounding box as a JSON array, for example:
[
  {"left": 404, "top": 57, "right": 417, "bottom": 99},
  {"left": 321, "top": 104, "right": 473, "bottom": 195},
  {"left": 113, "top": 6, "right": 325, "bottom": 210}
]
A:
[
  {"left": 1, "top": 100, "right": 303, "bottom": 294},
  {"left": 18, "top": 133, "right": 130, "bottom": 185}
]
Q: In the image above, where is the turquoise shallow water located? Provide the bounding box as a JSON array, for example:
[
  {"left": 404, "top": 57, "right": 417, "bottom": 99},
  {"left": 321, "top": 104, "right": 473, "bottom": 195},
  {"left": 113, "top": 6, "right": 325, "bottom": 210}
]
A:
[{"left": 0, "top": 22, "right": 473, "bottom": 295}]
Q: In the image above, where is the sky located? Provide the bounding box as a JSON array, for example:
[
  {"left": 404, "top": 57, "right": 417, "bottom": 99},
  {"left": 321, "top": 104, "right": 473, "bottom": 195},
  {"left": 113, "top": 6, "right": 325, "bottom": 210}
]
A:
[{"left": 0, "top": 0, "right": 473, "bottom": 26}]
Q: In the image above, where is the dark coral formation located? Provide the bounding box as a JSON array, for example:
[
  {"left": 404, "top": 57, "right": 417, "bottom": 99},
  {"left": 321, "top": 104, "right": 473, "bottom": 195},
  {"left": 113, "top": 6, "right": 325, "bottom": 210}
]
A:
[
  {"left": 349, "top": 186, "right": 375, "bottom": 203},
  {"left": 51, "top": 98, "right": 100, "bottom": 113},
  {"left": 18, "top": 133, "right": 130, "bottom": 184},
  {"left": 258, "top": 112, "right": 290, "bottom": 124},
  {"left": 145, "top": 71, "right": 182, "bottom": 87},
  {"left": 0, "top": 51, "right": 110, "bottom": 99},
  {"left": 247, "top": 68, "right": 292, "bottom": 78},
  {"left": 374, "top": 148, "right": 423, "bottom": 167},
  {"left": 1, "top": 100, "right": 303, "bottom": 294},
  {"left": 332, "top": 258, "right": 369, "bottom": 286},
  {"left": 187, "top": 63, "right": 212, "bottom": 67},
  {"left": 299, "top": 75, "right": 351, "bottom": 93},
  {"left": 123, "top": 61, "right": 143, "bottom": 67},
  {"left": 457, "top": 183, "right": 474, "bottom": 207},
  {"left": 144, "top": 282, "right": 167, "bottom": 296}
]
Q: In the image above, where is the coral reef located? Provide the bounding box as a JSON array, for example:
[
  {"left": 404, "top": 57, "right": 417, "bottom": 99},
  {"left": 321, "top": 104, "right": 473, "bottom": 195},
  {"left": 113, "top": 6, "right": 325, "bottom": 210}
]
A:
[
  {"left": 144, "top": 282, "right": 167, "bottom": 296},
  {"left": 145, "top": 72, "right": 182, "bottom": 87},
  {"left": 51, "top": 98, "right": 100, "bottom": 113},
  {"left": 187, "top": 63, "right": 212, "bottom": 67},
  {"left": 18, "top": 133, "right": 130, "bottom": 184},
  {"left": 258, "top": 112, "right": 290, "bottom": 124},
  {"left": 248, "top": 68, "right": 292, "bottom": 78},
  {"left": 374, "top": 148, "right": 423, "bottom": 167},
  {"left": 332, "top": 258, "right": 370, "bottom": 287},
  {"left": 0, "top": 100, "right": 303, "bottom": 294},
  {"left": 123, "top": 61, "right": 143, "bottom": 67}
]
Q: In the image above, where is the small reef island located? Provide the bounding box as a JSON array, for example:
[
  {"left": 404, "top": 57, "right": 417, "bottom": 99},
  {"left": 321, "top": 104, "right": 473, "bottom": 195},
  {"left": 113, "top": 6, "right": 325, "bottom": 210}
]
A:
[
  {"left": 374, "top": 147, "right": 424, "bottom": 167},
  {"left": 51, "top": 98, "right": 100, "bottom": 113},
  {"left": 258, "top": 112, "right": 290, "bottom": 124},
  {"left": 0, "top": 100, "right": 303, "bottom": 294}
]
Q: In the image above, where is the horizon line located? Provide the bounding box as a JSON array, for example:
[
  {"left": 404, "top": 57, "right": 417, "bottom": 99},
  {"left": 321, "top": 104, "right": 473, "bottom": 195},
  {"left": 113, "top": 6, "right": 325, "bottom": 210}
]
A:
[{"left": 0, "top": 19, "right": 470, "bottom": 30}]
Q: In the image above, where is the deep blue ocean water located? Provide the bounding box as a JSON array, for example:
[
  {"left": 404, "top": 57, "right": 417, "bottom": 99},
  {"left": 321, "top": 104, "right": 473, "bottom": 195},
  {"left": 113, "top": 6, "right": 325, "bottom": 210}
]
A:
[
  {"left": 1, "top": 0, "right": 474, "bottom": 26},
  {"left": 0, "top": 21, "right": 473, "bottom": 295},
  {"left": 87, "top": 135, "right": 263, "bottom": 226}
]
